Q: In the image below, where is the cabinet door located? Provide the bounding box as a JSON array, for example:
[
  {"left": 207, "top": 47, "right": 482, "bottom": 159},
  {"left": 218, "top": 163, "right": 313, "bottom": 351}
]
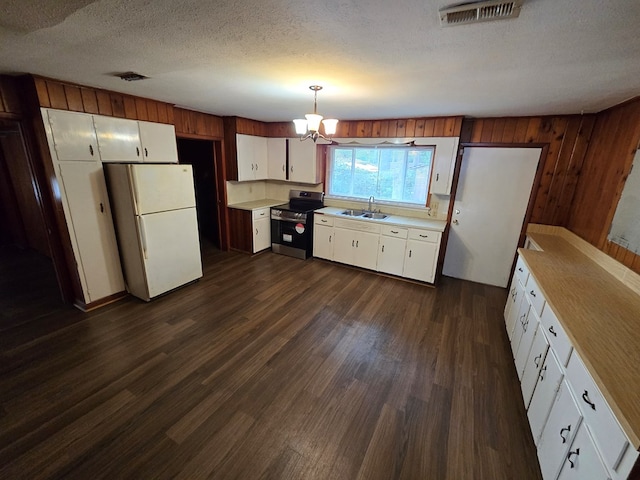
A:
[
  {"left": 510, "top": 296, "right": 531, "bottom": 357},
  {"left": 333, "top": 227, "right": 356, "bottom": 265},
  {"left": 288, "top": 139, "right": 320, "bottom": 184},
  {"left": 94, "top": 116, "right": 142, "bottom": 162},
  {"left": 515, "top": 309, "right": 539, "bottom": 379},
  {"left": 138, "top": 121, "right": 178, "bottom": 163},
  {"left": 46, "top": 109, "right": 99, "bottom": 161},
  {"left": 313, "top": 223, "right": 334, "bottom": 260},
  {"left": 538, "top": 381, "right": 583, "bottom": 480},
  {"left": 557, "top": 423, "right": 610, "bottom": 480},
  {"left": 57, "top": 161, "right": 125, "bottom": 303},
  {"left": 521, "top": 323, "right": 549, "bottom": 408},
  {"left": 403, "top": 239, "right": 438, "bottom": 283},
  {"left": 267, "top": 138, "right": 287, "bottom": 180},
  {"left": 354, "top": 230, "right": 379, "bottom": 270},
  {"left": 429, "top": 137, "right": 459, "bottom": 195},
  {"left": 253, "top": 136, "right": 268, "bottom": 180},
  {"left": 528, "top": 349, "right": 564, "bottom": 445},
  {"left": 236, "top": 134, "right": 255, "bottom": 181},
  {"left": 505, "top": 278, "right": 525, "bottom": 340},
  {"left": 377, "top": 235, "right": 406, "bottom": 276},
  {"left": 253, "top": 216, "right": 271, "bottom": 253}
]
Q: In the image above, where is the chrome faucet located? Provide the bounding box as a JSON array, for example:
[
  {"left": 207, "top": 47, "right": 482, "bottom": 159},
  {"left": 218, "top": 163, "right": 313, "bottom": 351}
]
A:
[{"left": 368, "top": 195, "right": 375, "bottom": 212}]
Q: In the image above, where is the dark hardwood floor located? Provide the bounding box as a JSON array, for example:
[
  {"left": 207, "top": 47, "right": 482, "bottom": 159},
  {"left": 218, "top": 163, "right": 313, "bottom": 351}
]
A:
[{"left": 0, "top": 242, "right": 542, "bottom": 479}]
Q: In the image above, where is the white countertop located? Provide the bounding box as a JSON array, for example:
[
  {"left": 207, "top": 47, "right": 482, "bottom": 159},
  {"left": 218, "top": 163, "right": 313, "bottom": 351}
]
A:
[
  {"left": 315, "top": 207, "right": 447, "bottom": 232},
  {"left": 227, "top": 198, "right": 285, "bottom": 211}
]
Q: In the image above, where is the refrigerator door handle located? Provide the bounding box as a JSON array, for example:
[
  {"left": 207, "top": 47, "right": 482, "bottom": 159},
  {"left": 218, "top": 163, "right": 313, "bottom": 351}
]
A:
[
  {"left": 138, "top": 216, "right": 148, "bottom": 259},
  {"left": 129, "top": 165, "right": 140, "bottom": 215}
]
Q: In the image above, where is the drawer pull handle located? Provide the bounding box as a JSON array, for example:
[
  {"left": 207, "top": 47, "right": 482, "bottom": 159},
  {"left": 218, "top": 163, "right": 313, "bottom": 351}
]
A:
[
  {"left": 534, "top": 353, "right": 542, "bottom": 368},
  {"left": 419, "top": 234, "right": 428, "bottom": 238},
  {"left": 520, "top": 313, "right": 526, "bottom": 325},
  {"left": 382, "top": 245, "right": 385, "bottom": 253},
  {"left": 356, "top": 240, "right": 359, "bottom": 248},
  {"left": 136, "top": 146, "right": 140, "bottom": 157},
  {"left": 352, "top": 240, "right": 354, "bottom": 247},
  {"left": 518, "top": 267, "right": 523, "bottom": 272},
  {"left": 538, "top": 365, "right": 547, "bottom": 382},
  {"left": 529, "top": 290, "right": 536, "bottom": 298},
  {"left": 329, "top": 235, "right": 332, "bottom": 243},
  {"left": 582, "top": 390, "right": 596, "bottom": 411},
  {"left": 409, "top": 250, "right": 412, "bottom": 258},
  {"left": 144, "top": 147, "right": 148, "bottom": 157},
  {"left": 321, "top": 219, "right": 328, "bottom": 223},
  {"left": 391, "top": 230, "right": 399, "bottom": 234},
  {"left": 559, "top": 425, "right": 571, "bottom": 444},
  {"left": 567, "top": 448, "right": 580, "bottom": 468},
  {"left": 89, "top": 144, "right": 94, "bottom": 156},
  {"left": 548, "top": 326, "right": 557, "bottom": 337}
]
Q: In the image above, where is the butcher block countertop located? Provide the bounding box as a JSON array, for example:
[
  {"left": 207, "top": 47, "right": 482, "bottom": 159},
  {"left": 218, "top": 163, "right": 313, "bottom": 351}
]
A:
[{"left": 521, "top": 228, "right": 640, "bottom": 450}]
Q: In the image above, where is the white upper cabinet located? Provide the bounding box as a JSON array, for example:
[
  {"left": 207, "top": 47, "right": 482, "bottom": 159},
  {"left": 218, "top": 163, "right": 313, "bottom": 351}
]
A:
[
  {"left": 138, "top": 121, "right": 178, "bottom": 163},
  {"left": 94, "top": 116, "right": 143, "bottom": 162},
  {"left": 415, "top": 137, "right": 459, "bottom": 195},
  {"left": 45, "top": 109, "right": 99, "bottom": 161},
  {"left": 267, "top": 138, "right": 287, "bottom": 180},
  {"left": 288, "top": 139, "right": 321, "bottom": 184},
  {"left": 236, "top": 134, "right": 268, "bottom": 181}
]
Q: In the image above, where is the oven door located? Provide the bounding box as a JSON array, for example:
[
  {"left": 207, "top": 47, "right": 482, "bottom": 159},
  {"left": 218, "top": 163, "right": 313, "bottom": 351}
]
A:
[{"left": 271, "top": 217, "right": 311, "bottom": 258}]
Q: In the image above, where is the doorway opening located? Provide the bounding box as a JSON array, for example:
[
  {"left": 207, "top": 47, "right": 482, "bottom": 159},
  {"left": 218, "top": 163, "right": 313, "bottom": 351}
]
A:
[{"left": 177, "top": 138, "right": 221, "bottom": 249}]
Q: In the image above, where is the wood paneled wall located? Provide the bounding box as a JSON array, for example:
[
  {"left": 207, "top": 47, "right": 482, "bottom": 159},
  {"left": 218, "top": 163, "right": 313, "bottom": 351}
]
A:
[
  {"left": 468, "top": 115, "right": 596, "bottom": 227},
  {"left": 174, "top": 108, "right": 224, "bottom": 138},
  {"left": 267, "top": 116, "right": 464, "bottom": 138},
  {"left": 568, "top": 98, "right": 640, "bottom": 273},
  {"left": 32, "top": 76, "right": 174, "bottom": 124}
]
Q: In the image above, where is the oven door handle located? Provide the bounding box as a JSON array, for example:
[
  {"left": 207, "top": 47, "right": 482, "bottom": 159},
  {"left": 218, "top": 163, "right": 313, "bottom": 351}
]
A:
[{"left": 271, "top": 216, "right": 306, "bottom": 224}]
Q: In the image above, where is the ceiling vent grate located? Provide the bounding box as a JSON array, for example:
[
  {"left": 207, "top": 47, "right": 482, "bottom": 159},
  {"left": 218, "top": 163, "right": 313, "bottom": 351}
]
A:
[
  {"left": 115, "top": 72, "right": 148, "bottom": 82},
  {"left": 440, "top": 0, "right": 523, "bottom": 27}
]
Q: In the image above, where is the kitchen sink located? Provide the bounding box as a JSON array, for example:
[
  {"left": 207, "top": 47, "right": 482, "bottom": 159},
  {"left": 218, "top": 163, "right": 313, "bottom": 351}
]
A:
[
  {"left": 341, "top": 209, "right": 365, "bottom": 216},
  {"left": 362, "top": 212, "right": 388, "bottom": 219}
]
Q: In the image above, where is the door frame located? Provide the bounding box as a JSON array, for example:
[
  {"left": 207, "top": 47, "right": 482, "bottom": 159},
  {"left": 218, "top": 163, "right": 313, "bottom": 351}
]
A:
[{"left": 436, "top": 141, "right": 549, "bottom": 285}]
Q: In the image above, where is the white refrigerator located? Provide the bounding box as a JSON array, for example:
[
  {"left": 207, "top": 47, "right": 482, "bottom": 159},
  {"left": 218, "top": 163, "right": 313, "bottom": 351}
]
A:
[{"left": 105, "top": 163, "right": 202, "bottom": 301}]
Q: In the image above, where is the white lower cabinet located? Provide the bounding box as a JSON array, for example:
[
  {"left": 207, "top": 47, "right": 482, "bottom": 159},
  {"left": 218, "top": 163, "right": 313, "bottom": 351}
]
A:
[
  {"left": 402, "top": 229, "right": 441, "bottom": 283},
  {"left": 527, "top": 347, "right": 564, "bottom": 445},
  {"left": 333, "top": 226, "right": 379, "bottom": 271},
  {"left": 538, "top": 381, "right": 583, "bottom": 480},
  {"left": 314, "top": 215, "right": 442, "bottom": 284},
  {"left": 557, "top": 423, "right": 610, "bottom": 480},
  {"left": 377, "top": 226, "right": 408, "bottom": 276},
  {"left": 521, "top": 323, "right": 550, "bottom": 408},
  {"left": 252, "top": 208, "right": 271, "bottom": 253},
  {"left": 505, "top": 250, "right": 639, "bottom": 480}
]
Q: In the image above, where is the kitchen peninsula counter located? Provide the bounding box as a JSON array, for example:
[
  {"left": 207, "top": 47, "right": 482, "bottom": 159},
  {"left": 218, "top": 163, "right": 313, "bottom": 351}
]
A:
[{"left": 522, "top": 225, "right": 640, "bottom": 450}]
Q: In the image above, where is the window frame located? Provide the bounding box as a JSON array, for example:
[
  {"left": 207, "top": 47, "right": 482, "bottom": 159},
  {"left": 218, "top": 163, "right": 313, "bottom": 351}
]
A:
[{"left": 325, "top": 143, "right": 436, "bottom": 208}]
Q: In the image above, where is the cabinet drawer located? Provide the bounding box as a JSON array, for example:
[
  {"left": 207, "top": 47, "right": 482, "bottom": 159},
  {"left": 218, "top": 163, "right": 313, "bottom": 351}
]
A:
[
  {"left": 381, "top": 225, "right": 408, "bottom": 238},
  {"left": 557, "top": 422, "right": 610, "bottom": 480},
  {"left": 525, "top": 274, "right": 546, "bottom": 318},
  {"left": 253, "top": 208, "right": 270, "bottom": 220},
  {"left": 314, "top": 214, "right": 334, "bottom": 227},
  {"left": 334, "top": 218, "right": 381, "bottom": 234},
  {"left": 539, "top": 304, "right": 573, "bottom": 367},
  {"left": 515, "top": 255, "right": 530, "bottom": 287},
  {"left": 407, "top": 228, "right": 440, "bottom": 243},
  {"left": 566, "top": 352, "right": 629, "bottom": 471}
]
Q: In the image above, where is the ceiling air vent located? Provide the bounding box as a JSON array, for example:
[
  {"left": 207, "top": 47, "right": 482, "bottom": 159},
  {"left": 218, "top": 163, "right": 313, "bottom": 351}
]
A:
[
  {"left": 115, "top": 72, "right": 148, "bottom": 82},
  {"left": 440, "top": 0, "right": 523, "bottom": 26}
]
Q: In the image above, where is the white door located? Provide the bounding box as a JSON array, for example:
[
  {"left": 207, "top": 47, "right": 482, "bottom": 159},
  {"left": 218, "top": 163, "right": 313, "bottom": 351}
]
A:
[
  {"left": 443, "top": 147, "right": 540, "bottom": 287},
  {"left": 313, "top": 224, "right": 334, "bottom": 260},
  {"left": 288, "top": 139, "right": 319, "bottom": 183},
  {"left": 138, "top": 121, "right": 178, "bottom": 163},
  {"left": 403, "top": 239, "right": 438, "bottom": 283},
  {"left": 253, "top": 216, "right": 271, "bottom": 253},
  {"left": 58, "top": 161, "right": 125, "bottom": 302},
  {"left": 377, "top": 236, "right": 406, "bottom": 276},
  {"left": 139, "top": 208, "right": 202, "bottom": 299},
  {"left": 130, "top": 164, "right": 196, "bottom": 214},
  {"left": 267, "top": 138, "right": 287, "bottom": 180}
]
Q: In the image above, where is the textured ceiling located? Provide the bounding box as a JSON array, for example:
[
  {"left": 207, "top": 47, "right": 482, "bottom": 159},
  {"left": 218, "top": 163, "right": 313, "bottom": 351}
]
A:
[{"left": 0, "top": 0, "right": 639, "bottom": 122}]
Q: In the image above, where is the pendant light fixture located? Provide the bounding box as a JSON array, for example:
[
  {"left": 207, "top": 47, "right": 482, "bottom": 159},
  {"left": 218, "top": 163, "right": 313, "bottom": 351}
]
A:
[{"left": 293, "top": 85, "right": 338, "bottom": 142}]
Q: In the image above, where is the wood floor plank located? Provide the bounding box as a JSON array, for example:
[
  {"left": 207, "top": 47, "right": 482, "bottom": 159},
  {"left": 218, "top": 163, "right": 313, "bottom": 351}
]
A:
[{"left": 0, "top": 243, "right": 542, "bottom": 480}]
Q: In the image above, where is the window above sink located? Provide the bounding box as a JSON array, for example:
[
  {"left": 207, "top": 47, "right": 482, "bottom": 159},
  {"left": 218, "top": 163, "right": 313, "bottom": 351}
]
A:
[{"left": 326, "top": 144, "right": 435, "bottom": 208}]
